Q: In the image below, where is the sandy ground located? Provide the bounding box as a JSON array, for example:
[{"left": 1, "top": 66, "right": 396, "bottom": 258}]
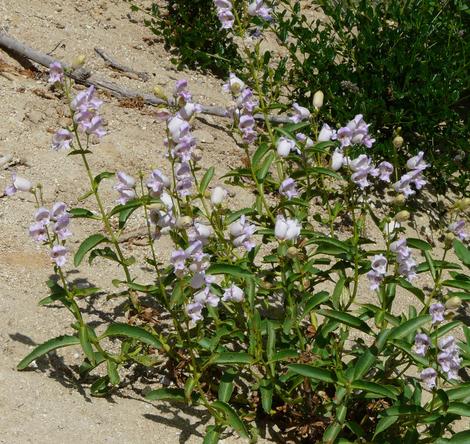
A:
[{"left": 0, "top": 0, "right": 468, "bottom": 443}]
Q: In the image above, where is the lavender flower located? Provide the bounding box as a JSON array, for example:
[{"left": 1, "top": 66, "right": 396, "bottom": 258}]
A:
[
  {"left": 5, "top": 174, "right": 32, "bottom": 196},
  {"left": 318, "top": 123, "right": 336, "bottom": 142},
  {"left": 296, "top": 133, "right": 313, "bottom": 148},
  {"left": 348, "top": 154, "right": 374, "bottom": 189},
  {"left": 394, "top": 152, "right": 428, "bottom": 198},
  {"left": 276, "top": 137, "right": 296, "bottom": 157},
  {"left": 367, "top": 254, "right": 387, "bottom": 291},
  {"left": 239, "top": 114, "right": 257, "bottom": 144},
  {"left": 420, "top": 368, "right": 437, "bottom": 389},
  {"left": 171, "top": 249, "right": 187, "bottom": 278},
  {"left": 229, "top": 216, "right": 256, "bottom": 251},
  {"left": 438, "top": 336, "right": 461, "bottom": 380},
  {"left": 114, "top": 171, "right": 136, "bottom": 205},
  {"left": 53, "top": 214, "right": 72, "bottom": 240},
  {"left": 222, "top": 284, "right": 245, "bottom": 303},
  {"left": 413, "top": 333, "right": 430, "bottom": 357},
  {"left": 51, "top": 202, "right": 67, "bottom": 220},
  {"left": 290, "top": 103, "right": 311, "bottom": 123},
  {"left": 449, "top": 220, "right": 468, "bottom": 241},
  {"left": 52, "top": 129, "right": 73, "bottom": 151},
  {"left": 371, "top": 161, "right": 394, "bottom": 182},
  {"left": 223, "top": 73, "right": 245, "bottom": 95},
  {"left": 147, "top": 169, "right": 170, "bottom": 198},
  {"left": 186, "top": 301, "right": 204, "bottom": 322},
  {"left": 330, "top": 148, "right": 344, "bottom": 171},
  {"left": 214, "top": 0, "right": 234, "bottom": 29},
  {"left": 275, "top": 215, "right": 301, "bottom": 241},
  {"left": 35, "top": 207, "right": 50, "bottom": 225},
  {"left": 29, "top": 222, "right": 48, "bottom": 242},
  {"left": 248, "top": 0, "right": 272, "bottom": 21},
  {"left": 48, "top": 61, "right": 64, "bottom": 84},
  {"left": 429, "top": 303, "right": 445, "bottom": 325},
  {"left": 279, "top": 177, "right": 299, "bottom": 200},
  {"left": 336, "top": 126, "right": 352, "bottom": 147},
  {"left": 50, "top": 245, "right": 68, "bottom": 267},
  {"left": 390, "top": 238, "right": 416, "bottom": 282},
  {"left": 194, "top": 286, "right": 220, "bottom": 308}
]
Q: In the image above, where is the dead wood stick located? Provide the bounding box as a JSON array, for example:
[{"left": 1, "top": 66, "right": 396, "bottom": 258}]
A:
[
  {"left": 94, "top": 47, "right": 149, "bottom": 81},
  {"left": 0, "top": 32, "right": 292, "bottom": 124}
]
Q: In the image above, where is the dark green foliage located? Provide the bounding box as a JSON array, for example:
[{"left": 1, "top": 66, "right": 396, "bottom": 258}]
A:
[
  {"left": 276, "top": 0, "right": 470, "bottom": 192},
  {"left": 143, "top": 1, "right": 242, "bottom": 76}
]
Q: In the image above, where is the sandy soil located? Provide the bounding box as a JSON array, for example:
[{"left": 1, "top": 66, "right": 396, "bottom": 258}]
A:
[{"left": 0, "top": 1, "right": 468, "bottom": 443}]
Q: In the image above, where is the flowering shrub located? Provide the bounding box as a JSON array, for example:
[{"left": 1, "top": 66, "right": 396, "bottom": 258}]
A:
[{"left": 10, "top": 9, "right": 470, "bottom": 444}]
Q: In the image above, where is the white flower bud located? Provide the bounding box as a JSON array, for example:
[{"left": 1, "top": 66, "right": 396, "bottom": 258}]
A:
[
  {"left": 313, "top": 90, "right": 324, "bottom": 109},
  {"left": 210, "top": 186, "right": 227, "bottom": 206},
  {"left": 393, "top": 135, "right": 404, "bottom": 149},
  {"left": 14, "top": 175, "right": 32, "bottom": 192},
  {"left": 330, "top": 149, "right": 344, "bottom": 171}
]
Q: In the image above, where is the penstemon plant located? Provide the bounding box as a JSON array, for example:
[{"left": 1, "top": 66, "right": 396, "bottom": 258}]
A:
[{"left": 9, "top": 6, "right": 470, "bottom": 444}]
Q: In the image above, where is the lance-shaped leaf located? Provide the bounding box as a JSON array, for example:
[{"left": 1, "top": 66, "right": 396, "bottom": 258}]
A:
[{"left": 74, "top": 234, "right": 110, "bottom": 266}]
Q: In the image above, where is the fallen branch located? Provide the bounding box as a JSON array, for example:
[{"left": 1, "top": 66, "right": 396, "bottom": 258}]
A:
[
  {"left": 0, "top": 32, "right": 292, "bottom": 124},
  {"left": 94, "top": 47, "right": 149, "bottom": 81}
]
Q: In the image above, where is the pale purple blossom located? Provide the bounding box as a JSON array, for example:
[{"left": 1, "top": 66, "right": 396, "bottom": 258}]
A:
[
  {"left": 413, "top": 333, "right": 430, "bottom": 357},
  {"left": 296, "top": 133, "right": 313, "bottom": 148},
  {"left": 5, "top": 174, "right": 32, "bottom": 196},
  {"left": 394, "top": 152, "right": 428, "bottom": 198},
  {"left": 429, "top": 303, "right": 445, "bottom": 325},
  {"left": 214, "top": 0, "right": 234, "bottom": 29},
  {"left": 53, "top": 214, "right": 72, "bottom": 240},
  {"left": 371, "top": 161, "right": 394, "bottom": 182},
  {"left": 336, "top": 126, "right": 352, "bottom": 148},
  {"left": 114, "top": 172, "right": 136, "bottom": 205},
  {"left": 420, "top": 368, "right": 437, "bottom": 389},
  {"left": 275, "top": 215, "right": 301, "bottom": 241},
  {"left": 194, "top": 286, "right": 220, "bottom": 308},
  {"left": 276, "top": 137, "right": 296, "bottom": 157},
  {"left": 52, "top": 129, "right": 73, "bottom": 151},
  {"left": 171, "top": 249, "right": 187, "bottom": 278},
  {"left": 186, "top": 301, "right": 204, "bottom": 322},
  {"left": 50, "top": 245, "right": 68, "bottom": 267},
  {"left": 390, "top": 238, "right": 416, "bottom": 281},
  {"left": 223, "top": 73, "right": 245, "bottom": 95},
  {"left": 29, "top": 222, "right": 48, "bottom": 242},
  {"left": 318, "top": 123, "right": 336, "bottom": 142},
  {"left": 367, "top": 254, "right": 387, "bottom": 291},
  {"left": 48, "top": 61, "right": 64, "bottom": 84},
  {"left": 348, "top": 154, "right": 374, "bottom": 189},
  {"left": 35, "top": 207, "right": 50, "bottom": 225},
  {"left": 290, "top": 103, "right": 311, "bottom": 123},
  {"left": 449, "top": 220, "right": 468, "bottom": 241},
  {"left": 406, "top": 152, "right": 428, "bottom": 171},
  {"left": 222, "top": 284, "right": 245, "bottom": 303},
  {"left": 438, "top": 336, "right": 461, "bottom": 380},
  {"left": 229, "top": 216, "right": 256, "bottom": 251},
  {"left": 330, "top": 148, "right": 344, "bottom": 171},
  {"left": 279, "top": 177, "right": 299, "bottom": 200},
  {"left": 147, "top": 169, "right": 170, "bottom": 198},
  {"left": 247, "top": 0, "right": 272, "bottom": 21},
  {"left": 239, "top": 114, "right": 257, "bottom": 144}
]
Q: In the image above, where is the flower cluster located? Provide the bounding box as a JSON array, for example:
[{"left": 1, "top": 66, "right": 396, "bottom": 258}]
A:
[
  {"left": 214, "top": 0, "right": 234, "bottom": 30},
  {"left": 275, "top": 215, "right": 301, "bottom": 241},
  {"left": 367, "top": 254, "right": 387, "bottom": 291},
  {"left": 71, "top": 85, "right": 106, "bottom": 139},
  {"left": 393, "top": 151, "right": 428, "bottom": 198},
  {"left": 229, "top": 215, "right": 256, "bottom": 251},
  {"left": 390, "top": 238, "right": 416, "bottom": 282},
  {"left": 224, "top": 74, "right": 258, "bottom": 144},
  {"left": 320, "top": 115, "right": 375, "bottom": 148},
  {"left": 248, "top": 0, "right": 272, "bottom": 21},
  {"left": 149, "top": 191, "right": 175, "bottom": 238},
  {"left": 289, "top": 103, "right": 311, "bottom": 124},
  {"left": 114, "top": 172, "right": 136, "bottom": 205},
  {"left": 29, "top": 202, "right": 71, "bottom": 267},
  {"left": 438, "top": 335, "right": 461, "bottom": 380},
  {"left": 48, "top": 61, "right": 64, "bottom": 84}
]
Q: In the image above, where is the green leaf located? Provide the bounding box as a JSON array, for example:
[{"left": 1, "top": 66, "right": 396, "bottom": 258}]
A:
[
  {"left": 270, "top": 349, "right": 299, "bottom": 362},
  {"left": 256, "top": 151, "right": 275, "bottom": 181},
  {"left": 212, "top": 401, "right": 250, "bottom": 439},
  {"left": 430, "top": 321, "right": 460, "bottom": 340},
  {"left": 388, "top": 315, "right": 431, "bottom": 341},
  {"left": 373, "top": 416, "right": 398, "bottom": 438},
  {"left": 206, "top": 263, "right": 253, "bottom": 278},
  {"left": 17, "top": 335, "right": 80, "bottom": 370},
  {"left": 199, "top": 167, "right": 215, "bottom": 195},
  {"left": 93, "top": 171, "right": 114, "bottom": 186},
  {"left": 90, "top": 375, "right": 111, "bottom": 397},
  {"left": 260, "top": 379, "right": 273, "bottom": 413},
  {"left": 203, "top": 426, "right": 221, "bottom": 444},
  {"left": 287, "top": 364, "right": 335, "bottom": 383},
  {"left": 107, "top": 360, "right": 120, "bottom": 385},
  {"left": 212, "top": 352, "right": 253, "bottom": 365},
  {"left": 68, "top": 208, "right": 97, "bottom": 219},
  {"left": 396, "top": 277, "right": 425, "bottom": 303},
  {"left": 351, "top": 380, "right": 398, "bottom": 399},
  {"left": 332, "top": 276, "right": 346, "bottom": 310},
  {"left": 454, "top": 239, "right": 470, "bottom": 267},
  {"left": 317, "top": 309, "right": 371, "bottom": 333},
  {"left": 146, "top": 388, "right": 185, "bottom": 402},
  {"left": 252, "top": 143, "right": 270, "bottom": 167},
  {"left": 218, "top": 368, "right": 236, "bottom": 402},
  {"left": 224, "top": 208, "right": 255, "bottom": 225},
  {"left": 383, "top": 405, "right": 426, "bottom": 416},
  {"left": 74, "top": 234, "right": 109, "bottom": 267},
  {"left": 406, "top": 238, "right": 432, "bottom": 251},
  {"left": 446, "top": 383, "right": 470, "bottom": 402},
  {"left": 102, "top": 323, "right": 161, "bottom": 349},
  {"left": 302, "top": 291, "right": 329, "bottom": 317},
  {"left": 441, "top": 279, "right": 470, "bottom": 291},
  {"left": 353, "top": 350, "right": 376, "bottom": 380},
  {"left": 79, "top": 325, "right": 95, "bottom": 365},
  {"left": 447, "top": 402, "right": 470, "bottom": 416},
  {"left": 446, "top": 430, "right": 470, "bottom": 443}
]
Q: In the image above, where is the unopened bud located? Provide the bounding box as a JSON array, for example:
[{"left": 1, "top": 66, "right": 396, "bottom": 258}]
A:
[
  {"left": 191, "top": 148, "right": 203, "bottom": 162},
  {"left": 445, "top": 296, "right": 461, "bottom": 310},
  {"left": 395, "top": 210, "right": 410, "bottom": 222},
  {"left": 287, "top": 246, "right": 299, "bottom": 259},
  {"left": 456, "top": 198, "right": 470, "bottom": 211},
  {"left": 313, "top": 90, "right": 324, "bottom": 109},
  {"left": 71, "top": 54, "right": 86, "bottom": 69},
  {"left": 210, "top": 186, "right": 227, "bottom": 206},
  {"left": 444, "top": 232, "right": 455, "bottom": 247},
  {"left": 393, "top": 135, "right": 404, "bottom": 149},
  {"left": 392, "top": 194, "right": 406, "bottom": 206},
  {"left": 153, "top": 86, "right": 167, "bottom": 100},
  {"left": 176, "top": 216, "right": 192, "bottom": 229}
]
